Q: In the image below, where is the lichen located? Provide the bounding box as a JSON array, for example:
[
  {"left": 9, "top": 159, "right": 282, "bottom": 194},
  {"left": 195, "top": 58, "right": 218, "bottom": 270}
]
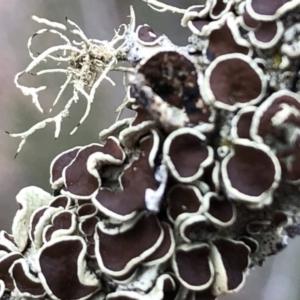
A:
[{"left": 2, "top": 1, "right": 300, "bottom": 299}]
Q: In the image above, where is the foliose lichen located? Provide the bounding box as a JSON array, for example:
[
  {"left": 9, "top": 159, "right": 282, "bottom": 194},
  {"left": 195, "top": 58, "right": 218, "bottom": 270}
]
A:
[{"left": 2, "top": 0, "right": 300, "bottom": 299}]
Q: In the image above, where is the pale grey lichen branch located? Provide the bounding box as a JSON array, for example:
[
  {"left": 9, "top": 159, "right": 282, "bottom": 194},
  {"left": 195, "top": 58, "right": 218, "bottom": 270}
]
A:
[
  {"left": 8, "top": 10, "right": 137, "bottom": 156},
  {"left": 14, "top": 71, "right": 47, "bottom": 114},
  {"left": 140, "top": 0, "right": 186, "bottom": 14},
  {"left": 50, "top": 74, "right": 72, "bottom": 111},
  {"left": 31, "top": 15, "right": 67, "bottom": 31},
  {"left": 8, "top": 90, "right": 79, "bottom": 158},
  {"left": 27, "top": 28, "right": 71, "bottom": 61}
]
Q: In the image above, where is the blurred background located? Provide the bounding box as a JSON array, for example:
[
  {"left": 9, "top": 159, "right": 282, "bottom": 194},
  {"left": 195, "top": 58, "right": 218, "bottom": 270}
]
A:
[{"left": 0, "top": 1, "right": 300, "bottom": 299}]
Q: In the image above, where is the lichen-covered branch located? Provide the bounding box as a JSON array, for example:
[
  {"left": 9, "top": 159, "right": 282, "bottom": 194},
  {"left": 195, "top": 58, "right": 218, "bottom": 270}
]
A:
[{"left": 2, "top": 1, "right": 300, "bottom": 300}]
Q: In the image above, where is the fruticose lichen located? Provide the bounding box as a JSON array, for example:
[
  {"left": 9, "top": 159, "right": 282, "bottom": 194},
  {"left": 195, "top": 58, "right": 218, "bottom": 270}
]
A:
[{"left": 2, "top": 0, "right": 300, "bottom": 299}]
